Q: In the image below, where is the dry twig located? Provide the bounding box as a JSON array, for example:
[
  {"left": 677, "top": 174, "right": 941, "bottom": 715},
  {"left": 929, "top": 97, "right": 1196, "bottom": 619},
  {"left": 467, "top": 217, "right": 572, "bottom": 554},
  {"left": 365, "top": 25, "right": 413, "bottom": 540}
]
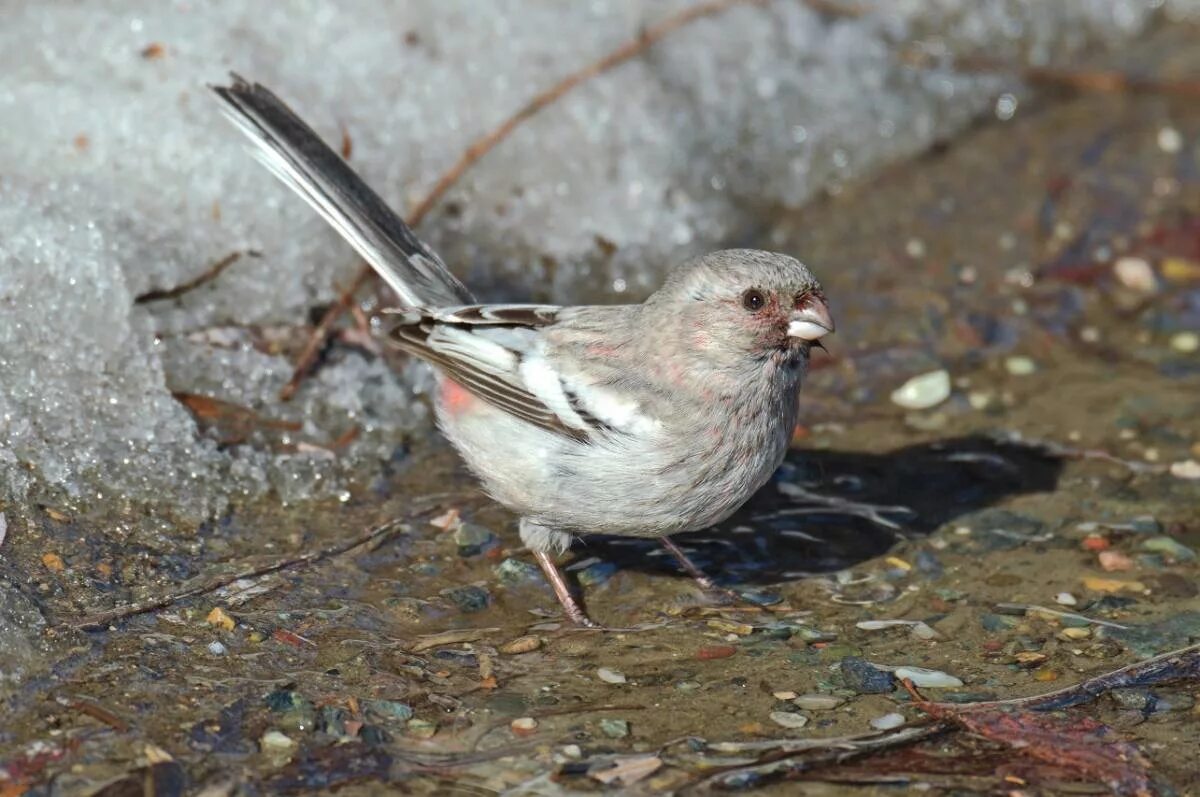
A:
[
  {"left": 680, "top": 643, "right": 1200, "bottom": 792},
  {"left": 135, "top": 250, "right": 257, "bottom": 304},
  {"left": 73, "top": 512, "right": 433, "bottom": 630}
]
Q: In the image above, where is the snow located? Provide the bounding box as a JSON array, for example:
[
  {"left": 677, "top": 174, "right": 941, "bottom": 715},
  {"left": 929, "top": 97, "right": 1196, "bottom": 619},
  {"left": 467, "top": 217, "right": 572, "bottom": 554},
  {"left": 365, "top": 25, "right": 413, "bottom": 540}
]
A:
[{"left": 1, "top": 0, "right": 1196, "bottom": 516}]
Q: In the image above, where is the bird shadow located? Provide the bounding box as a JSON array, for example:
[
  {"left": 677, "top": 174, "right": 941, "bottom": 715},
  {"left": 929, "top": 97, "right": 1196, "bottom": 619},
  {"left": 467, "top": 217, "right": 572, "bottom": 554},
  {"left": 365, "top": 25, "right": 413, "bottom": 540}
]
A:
[{"left": 578, "top": 435, "right": 1063, "bottom": 587}]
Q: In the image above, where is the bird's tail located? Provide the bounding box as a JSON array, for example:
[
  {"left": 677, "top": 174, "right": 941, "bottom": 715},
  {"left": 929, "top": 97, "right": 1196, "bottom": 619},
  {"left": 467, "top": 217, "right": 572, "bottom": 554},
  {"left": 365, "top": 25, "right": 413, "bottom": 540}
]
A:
[{"left": 211, "top": 75, "right": 474, "bottom": 308}]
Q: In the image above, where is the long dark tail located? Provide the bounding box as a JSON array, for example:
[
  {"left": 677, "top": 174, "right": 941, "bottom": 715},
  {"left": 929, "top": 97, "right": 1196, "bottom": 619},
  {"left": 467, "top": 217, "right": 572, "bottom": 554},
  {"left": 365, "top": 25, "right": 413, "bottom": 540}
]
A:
[{"left": 210, "top": 75, "right": 473, "bottom": 308}]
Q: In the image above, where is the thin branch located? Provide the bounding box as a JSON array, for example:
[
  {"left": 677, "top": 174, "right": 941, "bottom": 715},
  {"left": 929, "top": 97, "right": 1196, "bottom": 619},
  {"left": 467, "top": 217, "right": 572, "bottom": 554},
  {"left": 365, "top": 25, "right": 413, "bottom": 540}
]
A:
[
  {"left": 988, "top": 431, "right": 1168, "bottom": 475},
  {"left": 994, "top": 602, "right": 1130, "bottom": 630},
  {"left": 976, "top": 58, "right": 1200, "bottom": 99},
  {"left": 279, "top": 268, "right": 371, "bottom": 400},
  {"left": 933, "top": 642, "right": 1200, "bottom": 713},
  {"left": 900, "top": 50, "right": 1200, "bottom": 99},
  {"left": 682, "top": 725, "right": 945, "bottom": 793},
  {"left": 73, "top": 513, "right": 426, "bottom": 631},
  {"left": 679, "top": 643, "right": 1200, "bottom": 792},
  {"left": 135, "top": 250, "right": 257, "bottom": 304},
  {"left": 470, "top": 703, "right": 649, "bottom": 751},
  {"left": 63, "top": 697, "right": 130, "bottom": 733},
  {"left": 281, "top": 0, "right": 767, "bottom": 400},
  {"left": 408, "top": 0, "right": 766, "bottom": 224}
]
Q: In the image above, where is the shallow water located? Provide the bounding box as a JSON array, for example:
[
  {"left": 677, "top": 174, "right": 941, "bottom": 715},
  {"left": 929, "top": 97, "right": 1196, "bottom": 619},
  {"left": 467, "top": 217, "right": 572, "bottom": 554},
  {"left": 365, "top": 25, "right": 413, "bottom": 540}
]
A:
[{"left": 3, "top": 23, "right": 1200, "bottom": 797}]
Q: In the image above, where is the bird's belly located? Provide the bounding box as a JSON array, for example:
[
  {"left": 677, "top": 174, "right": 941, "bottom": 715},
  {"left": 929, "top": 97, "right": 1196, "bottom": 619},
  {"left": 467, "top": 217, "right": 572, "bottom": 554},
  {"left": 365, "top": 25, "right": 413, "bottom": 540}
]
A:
[{"left": 437, "top": 391, "right": 791, "bottom": 538}]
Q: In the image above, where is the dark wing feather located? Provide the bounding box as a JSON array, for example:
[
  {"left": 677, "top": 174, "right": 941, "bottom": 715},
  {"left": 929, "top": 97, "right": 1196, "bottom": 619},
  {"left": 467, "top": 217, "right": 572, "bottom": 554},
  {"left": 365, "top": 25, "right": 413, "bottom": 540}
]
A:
[{"left": 387, "top": 310, "right": 601, "bottom": 443}]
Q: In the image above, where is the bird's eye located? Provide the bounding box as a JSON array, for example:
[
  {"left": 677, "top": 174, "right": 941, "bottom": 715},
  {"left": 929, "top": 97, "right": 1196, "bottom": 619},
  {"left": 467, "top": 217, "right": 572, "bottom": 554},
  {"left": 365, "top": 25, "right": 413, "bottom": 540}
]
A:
[{"left": 741, "top": 289, "right": 766, "bottom": 312}]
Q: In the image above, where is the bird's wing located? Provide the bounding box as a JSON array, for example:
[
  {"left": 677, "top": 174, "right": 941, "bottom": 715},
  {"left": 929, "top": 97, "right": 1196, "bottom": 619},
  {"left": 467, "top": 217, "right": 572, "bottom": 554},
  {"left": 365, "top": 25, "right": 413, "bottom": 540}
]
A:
[{"left": 385, "top": 305, "right": 619, "bottom": 444}]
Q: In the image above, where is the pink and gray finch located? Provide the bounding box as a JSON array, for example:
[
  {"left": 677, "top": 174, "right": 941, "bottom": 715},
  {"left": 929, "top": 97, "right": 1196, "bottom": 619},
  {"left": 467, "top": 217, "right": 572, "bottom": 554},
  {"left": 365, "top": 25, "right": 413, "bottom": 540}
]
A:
[{"left": 213, "top": 77, "right": 834, "bottom": 626}]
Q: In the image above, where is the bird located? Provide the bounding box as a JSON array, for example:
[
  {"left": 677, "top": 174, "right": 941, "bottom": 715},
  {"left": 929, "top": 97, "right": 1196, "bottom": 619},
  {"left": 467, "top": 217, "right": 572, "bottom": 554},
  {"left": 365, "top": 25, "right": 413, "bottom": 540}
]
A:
[{"left": 211, "top": 76, "right": 833, "bottom": 627}]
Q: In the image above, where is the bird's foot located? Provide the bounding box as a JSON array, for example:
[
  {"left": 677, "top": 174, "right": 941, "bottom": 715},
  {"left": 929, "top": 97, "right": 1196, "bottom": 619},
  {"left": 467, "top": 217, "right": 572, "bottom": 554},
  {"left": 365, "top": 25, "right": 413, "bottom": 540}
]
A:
[
  {"left": 532, "top": 549, "right": 600, "bottom": 628},
  {"left": 660, "top": 537, "right": 744, "bottom": 605}
]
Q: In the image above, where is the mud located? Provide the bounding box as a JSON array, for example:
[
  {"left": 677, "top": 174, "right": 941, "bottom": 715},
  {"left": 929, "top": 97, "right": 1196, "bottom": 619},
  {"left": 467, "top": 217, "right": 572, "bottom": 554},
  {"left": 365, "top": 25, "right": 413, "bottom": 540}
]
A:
[{"left": 3, "top": 23, "right": 1200, "bottom": 797}]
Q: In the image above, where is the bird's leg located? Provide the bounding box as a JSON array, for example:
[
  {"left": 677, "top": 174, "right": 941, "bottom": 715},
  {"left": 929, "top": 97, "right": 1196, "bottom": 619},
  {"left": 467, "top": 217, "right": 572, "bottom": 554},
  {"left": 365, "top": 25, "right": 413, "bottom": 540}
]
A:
[
  {"left": 660, "top": 537, "right": 749, "bottom": 608},
  {"left": 660, "top": 536, "right": 721, "bottom": 591},
  {"left": 532, "top": 550, "right": 599, "bottom": 628}
]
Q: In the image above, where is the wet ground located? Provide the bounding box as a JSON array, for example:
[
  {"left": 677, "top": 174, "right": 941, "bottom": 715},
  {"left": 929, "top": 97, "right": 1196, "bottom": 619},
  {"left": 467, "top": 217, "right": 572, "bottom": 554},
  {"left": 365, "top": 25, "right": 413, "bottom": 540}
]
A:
[{"left": 4, "top": 23, "right": 1200, "bottom": 797}]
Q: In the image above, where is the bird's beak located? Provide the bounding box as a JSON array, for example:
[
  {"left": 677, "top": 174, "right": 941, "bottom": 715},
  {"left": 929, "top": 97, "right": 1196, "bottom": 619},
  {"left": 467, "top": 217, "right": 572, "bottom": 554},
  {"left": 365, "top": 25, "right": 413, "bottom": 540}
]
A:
[{"left": 788, "top": 296, "right": 834, "bottom": 341}]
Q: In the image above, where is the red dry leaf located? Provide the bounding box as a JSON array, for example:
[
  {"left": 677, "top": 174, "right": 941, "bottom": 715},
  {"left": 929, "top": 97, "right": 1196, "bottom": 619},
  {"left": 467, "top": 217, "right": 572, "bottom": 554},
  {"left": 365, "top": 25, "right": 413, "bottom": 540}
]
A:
[
  {"left": 696, "top": 645, "right": 737, "bottom": 660},
  {"left": 904, "top": 681, "right": 1152, "bottom": 797},
  {"left": 272, "top": 628, "right": 315, "bottom": 648}
]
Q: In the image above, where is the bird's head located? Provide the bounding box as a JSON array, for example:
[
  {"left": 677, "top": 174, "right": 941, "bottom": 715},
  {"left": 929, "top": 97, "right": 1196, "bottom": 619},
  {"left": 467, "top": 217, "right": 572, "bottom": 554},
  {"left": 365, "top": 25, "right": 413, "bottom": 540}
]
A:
[{"left": 645, "top": 249, "right": 833, "bottom": 372}]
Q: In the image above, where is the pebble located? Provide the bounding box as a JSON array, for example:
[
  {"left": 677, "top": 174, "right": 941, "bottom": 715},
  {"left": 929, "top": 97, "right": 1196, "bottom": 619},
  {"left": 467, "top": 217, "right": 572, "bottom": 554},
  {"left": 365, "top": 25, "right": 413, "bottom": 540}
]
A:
[
  {"left": 1140, "top": 536, "right": 1196, "bottom": 562},
  {"left": 1082, "top": 577, "right": 1146, "bottom": 593},
  {"left": 444, "top": 585, "right": 490, "bottom": 613},
  {"left": 1058, "top": 627, "right": 1091, "bottom": 641},
  {"left": 494, "top": 558, "right": 542, "bottom": 584},
  {"left": 598, "top": 667, "right": 627, "bottom": 684},
  {"left": 499, "top": 635, "right": 542, "bottom": 655},
  {"left": 266, "top": 688, "right": 309, "bottom": 713},
  {"left": 769, "top": 711, "right": 809, "bottom": 730},
  {"left": 406, "top": 719, "right": 437, "bottom": 739},
  {"left": 360, "top": 725, "right": 389, "bottom": 746},
  {"left": 817, "top": 643, "right": 863, "bottom": 662},
  {"left": 1170, "top": 332, "right": 1199, "bottom": 353},
  {"left": 792, "top": 694, "right": 844, "bottom": 711},
  {"left": 967, "top": 390, "right": 993, "bottom": 411},
  {"left": 365, "top": 700, "right": 413, "bottom": 721},
  {"left": 1169, "top": 459, "right": 1200, "bottom": 480},
  {"left": 893, "top": 666, "right": 963, "bottom": 688},
  {"left": 207, "top": 641, "right": 227, "bottom": 655},
  {"left": 1098, "top": 550, "right": 1135, "bottom": 572},
  {"left": 914, "top": 550, "right": 944, "bottom": 577},
  {"left": 454, "top": 523, "right": 495, "bottom": 556},
  {"left": 773, "top": 690, "right": 798, "bottom": 700},
  {"left": 318, "top": 706, "right": 348, "bottom": 737},
  {"left": 599, "top": 718, "right": 630, "bottom": 739},
  {"left": 1157, "top": 126, "right": 1183, "bottom": 153},
  {"left": 735, "top": 589, "right": 783, "bottom": 607},
  {"left": 205, "top": 606, "right": 236, "bottom": 631},
  {"left": 577, "top": 561, "right": 617, "bottom": 587},
  {"left": 267, "top": 690, "right": 317, "bottom": 733},
  {"left": 870, "top": 713, "right": 906, "bottom": 730},
  {"left": 1004, "top": 356, "right": 1037, "bottom": 376},
  {"left": 856, "top": 619, "right": 938, "bottom": 640},
  {"left": 839, "top": 657, "right": 895, "bottom": 694},
  {"left": 1113, "top": 256, "right": 1157, "bottom": 293},
  {"left": 904, "top": 411, "right": 947, "bottom": 431},
  {"left": 696, "top": 645, "right": 737, "bottom": 660},
  {"left": 259, "top": 730, "right": 296, "bottom": 750},
  {"left": 1054, "top": 592, "right": 1078, "bottom": 606},
  {"left": 890, "top": 370, "right": 950, "bottom": 410},
  {"left": 980, "top": 613, "right": 1019, "bottom": 632},
  {"left": 707, "top": 619, "right": 753, "bottom": 636},
  {"left": 1162, "top": 256, "right": 1200, "bottom": 283},
  {"left": 510, "top": 717, "right": 538, "bottom": 736}
]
